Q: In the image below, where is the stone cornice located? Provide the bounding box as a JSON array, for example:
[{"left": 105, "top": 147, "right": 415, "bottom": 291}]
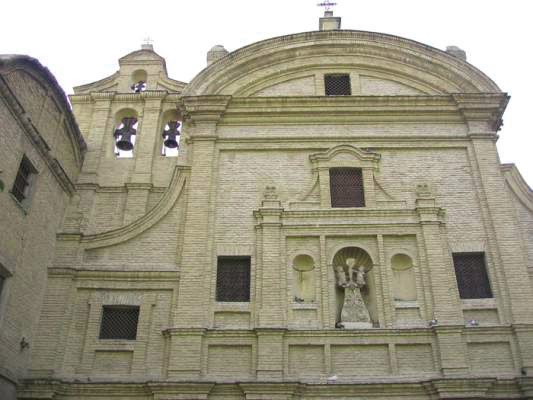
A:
[
  {"left": 70, "top": 90, "right": 181, "bottom": 105},
  {"left": 47, "top": 268, "right": 179, "bottom": 281},
  {"left": 57, "top": 165, "right": 190, "bottom": 249},
  {"left": 180, "top": 95, "right": 232, "bottom": 123},
  {"left": 452, "top": 92, "right": 509, "bottom": 132},
  {"left": 215, "top": 94, "right": 510, "bottom": 126}
]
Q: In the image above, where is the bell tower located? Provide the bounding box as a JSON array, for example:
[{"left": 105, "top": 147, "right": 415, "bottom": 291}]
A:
[{"left": 69, "top": 44, "right": 187, "bottom": 231}]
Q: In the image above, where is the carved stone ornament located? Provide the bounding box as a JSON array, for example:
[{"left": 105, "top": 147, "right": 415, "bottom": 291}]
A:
[
  {"left": 263, "top": 185, "right": 278, "bottom": 200},
  {"left": 335, "top": 257, "right": 372, "bottom": 328}
]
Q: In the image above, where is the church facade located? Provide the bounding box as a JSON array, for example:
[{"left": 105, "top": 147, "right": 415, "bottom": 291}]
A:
[{"left": 6, "top": 11, "right": 533, "bottom": 400}]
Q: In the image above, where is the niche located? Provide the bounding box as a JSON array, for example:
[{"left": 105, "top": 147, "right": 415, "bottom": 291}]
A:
[
  {"left": 333, "top": 246, "right": 377, "bottom": 327},
  {"left": 292, "top": 254, "right": 315, "bottom": 303},
  {"left": 391, "top": 253, "right": 417, "bottom": 301}
]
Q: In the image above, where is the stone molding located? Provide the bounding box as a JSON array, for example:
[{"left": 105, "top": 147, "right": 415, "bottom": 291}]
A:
[
  {"left": 184, "top": 30, "right": 501, "bottom": 96},
  {"left": 18, "top": 377, "right": 533, "bottom": 399}
]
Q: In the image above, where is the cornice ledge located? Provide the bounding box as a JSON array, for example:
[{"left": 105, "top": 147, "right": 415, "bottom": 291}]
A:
[
  {"left": 90, "top": 92, "right": 115, "bottom": 101},
  {"left": 283, "top": 208, "right": 415, "bottom": 219},
  {"left": 181, "top": 95, "right": 232, "bottom": 123},
  {"left": 452, "top": 92, "right": 509, "bottom": 131},
  {"left": 501, "top": 163, "right": 533, "bottom": 212},
  {"left": 238, "top": 382, "right": 302, "bottom": 396},
  {"left": 79, "top": 165, "right": 190, "bottom": 249},
  {"left": 48, "top": 267, "right": 179, "bottom": 281},
  {"left": 147, "top": 382, "right": 215, "bottom": 395},
  {"left": 425, "top": 378, "right": 495, "bottom": 397}
]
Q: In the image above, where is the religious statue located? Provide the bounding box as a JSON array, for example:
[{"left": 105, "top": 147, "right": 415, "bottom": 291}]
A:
[{"left": 335, "top": 257, "right": 372, "bottom": 328}]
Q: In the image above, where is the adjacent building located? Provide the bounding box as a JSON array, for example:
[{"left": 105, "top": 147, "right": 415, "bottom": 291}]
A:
[{"left": 0, "top": 55, "right": 86, "bottom": 398}]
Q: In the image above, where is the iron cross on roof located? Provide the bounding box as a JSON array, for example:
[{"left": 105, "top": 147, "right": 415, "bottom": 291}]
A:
[
  {"left": 143, "top": 37, "right": 154, "bottom": 46},
  {"left": 317, "top": 1, "right": 337, "bottom": 11}
]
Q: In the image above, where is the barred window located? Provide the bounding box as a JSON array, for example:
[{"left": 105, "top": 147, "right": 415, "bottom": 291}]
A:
[
  {"left": 325, "top": 74, "right": 351, "bottom": 96},
  {"left": 99, "top": 306, "right": 140, "bottom": 340},
  {"left": 329, "top": 168, "right": 365, "bottom": 207},
  {"left": 11, "top": 155, "right": 37, "bottom": 204},
  {"left": 216, "top": 257, "right": 251, "bottom": 302},
  {"left": 453, "top": 253, "right": 493, "bottom": 299}
]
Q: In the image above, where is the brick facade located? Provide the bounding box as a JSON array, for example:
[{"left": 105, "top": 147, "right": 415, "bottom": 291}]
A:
[{"left": 4, "top": 20, "right": 533, "bottom": 400}]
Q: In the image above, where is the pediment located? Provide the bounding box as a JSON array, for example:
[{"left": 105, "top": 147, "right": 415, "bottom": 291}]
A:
[
  {"left": 119, "top": 49, "right": 166, "bottom": 64},
  {"left": 184, "top": 30, "right": 501, "bottom": 97}
]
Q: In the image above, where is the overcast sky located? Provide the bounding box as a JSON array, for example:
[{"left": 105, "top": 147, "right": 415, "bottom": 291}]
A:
[{"left": 2, "top": 0, "right": 532, "bottom": 185}]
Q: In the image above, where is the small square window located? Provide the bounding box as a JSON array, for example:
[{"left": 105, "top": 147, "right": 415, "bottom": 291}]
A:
[
  {"left": 329, "top": 168, "right": 365, "bottom": 207},
  {"left": 99, "top": 305, "right": 140, "bottom": 340},
  {"left": 216, "top": 257, "right": 251, "bottom": 302},
  {"left": 11, "top": 155, "right": 37, "bottom": 205},
  {"left": 452, "top": 253, "right": 493, "bottom": 299},
  {"left": 325, "top": 74, "right": 352, "bottom": 96}
]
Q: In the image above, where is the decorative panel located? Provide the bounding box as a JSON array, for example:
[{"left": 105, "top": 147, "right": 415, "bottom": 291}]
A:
[
  {"left": 288, "top": 345, "right": 324, "bottom": 377},
  {"left": 331, "top": 345, "right": 390, "bottom": 376},
  {"left": 396, "top": 344, "right": 435, "bottom": 374}
]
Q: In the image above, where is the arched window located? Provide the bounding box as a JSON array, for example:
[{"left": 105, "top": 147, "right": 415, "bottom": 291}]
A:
[
  {"left": 391, "top": 254, "right": 417, "bottom": 301},
  {"left": 113, "top": 109, "right": 139, "bottom": 158},
  {"left": 130, "top": 70, "right": 147, "bottom": 93},
  {"left": 160, "top": 109, "right": 181, "bottom": 157}
]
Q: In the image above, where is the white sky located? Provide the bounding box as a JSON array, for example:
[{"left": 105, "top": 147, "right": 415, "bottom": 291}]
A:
[{"left": 2, "top": 0, "right": 532, "bottom": 185}]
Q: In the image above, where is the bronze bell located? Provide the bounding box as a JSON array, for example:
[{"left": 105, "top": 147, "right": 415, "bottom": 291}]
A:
[
  {"left": 114, "top": 117, "right": 138, "bottom": 151},
  {"left": 163, "top": 120, "right": 181, "bottom": 149}
]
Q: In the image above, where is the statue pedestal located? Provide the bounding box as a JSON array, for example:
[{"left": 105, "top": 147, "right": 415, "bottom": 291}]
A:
[
  {"left": 341, "top": 322, "right": 373, "bottom": 329},
  {"left": 340, "top": 285, "right": 372, "bottom": 327}
]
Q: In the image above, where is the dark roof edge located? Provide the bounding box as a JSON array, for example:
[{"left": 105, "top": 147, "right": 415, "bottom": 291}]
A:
[{"left": 0, "top": 54, "right": 87, "bottom": 154}]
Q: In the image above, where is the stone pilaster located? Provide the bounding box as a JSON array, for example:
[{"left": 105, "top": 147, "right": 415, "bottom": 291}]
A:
[
  {"left": 254, "top": 188, "right": 284, "bottom": 328},
  {"left": 173, "top": 96, "right": 230, "bottom": 328},
  {"left": 79, "top": 93, "right": 113, "bottom": 180}
]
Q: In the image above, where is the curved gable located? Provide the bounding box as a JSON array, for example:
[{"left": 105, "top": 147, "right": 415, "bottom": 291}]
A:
[{"left": 184, "top": 30, "right": 501, "bottom": 97}]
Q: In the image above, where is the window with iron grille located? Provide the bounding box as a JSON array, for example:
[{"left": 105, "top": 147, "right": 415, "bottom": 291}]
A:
[
  {"left": 216, "top": 257, "right": 251, "bottom": 302},
  {"left": 329, "top": 168, "right": 365, "bottom": 207},
  {"left": 325, "top": 74, "right": 352, "bottom": 96},
  {"left": 452, "top": 253, "right": 493, "bottom": 299},
  {"left": 99, "top": 305, "right": 140, "bottom": 340},
  {"left": 11, "top": 155, "right": 37, "bottom": 204}
]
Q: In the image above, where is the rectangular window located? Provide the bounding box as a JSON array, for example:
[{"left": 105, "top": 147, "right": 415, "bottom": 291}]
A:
[
  {"left": 452, "top": 253, "right": 493, "bottom": 299},
  {"left": 216, "top": 257, "right": 251, "bottom": 302},
  {"left": 11, "top": 155, "right": 37, "bottom": 204},
  {"left": 99, "top": 305, "right": 140, "bottom": 340},
  {"left": 325, "top": 74, "right": 352, "bottom": 95},
  {"left": 329, "top": 168, "right": 365, "bottom": 207}
]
